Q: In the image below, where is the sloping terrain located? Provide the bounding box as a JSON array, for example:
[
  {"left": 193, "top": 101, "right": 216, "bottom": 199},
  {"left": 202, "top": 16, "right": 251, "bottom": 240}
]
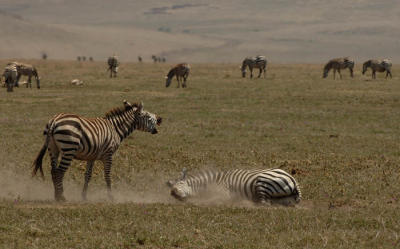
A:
[{"left": 0, "top": 0, "right": 399, "bottom": 62}]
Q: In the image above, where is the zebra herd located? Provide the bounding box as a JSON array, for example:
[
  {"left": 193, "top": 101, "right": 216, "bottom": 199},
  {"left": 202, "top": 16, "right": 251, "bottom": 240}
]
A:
[{"left": 2, "top": 55, "right": 394, "bottom": 205}]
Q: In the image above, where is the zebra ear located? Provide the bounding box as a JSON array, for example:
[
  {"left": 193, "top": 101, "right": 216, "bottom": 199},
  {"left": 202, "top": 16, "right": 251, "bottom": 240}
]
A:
[
  {"left": 123, "top": 100, "right": 132, "bottom": 107},
  {"left": 181, "top": 167, "right": 187, "bottom": 180},
  {"left": 166, "top": 180, "right": 174, "bottom": 188}
]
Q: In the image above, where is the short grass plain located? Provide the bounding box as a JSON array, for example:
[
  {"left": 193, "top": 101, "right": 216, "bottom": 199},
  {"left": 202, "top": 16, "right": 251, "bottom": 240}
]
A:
[{"left": 0, "top": 60, "right": 400, "bottom": 248}]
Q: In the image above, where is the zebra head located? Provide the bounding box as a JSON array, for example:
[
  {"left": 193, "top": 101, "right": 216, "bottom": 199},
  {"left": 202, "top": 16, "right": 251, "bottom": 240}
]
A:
[
  {"left": 362, "top": 61, "right": 370, "bottom": 75},
  {"left": 322, "top": 64, "right": 330, "bottom": 78},
  {"left": 241, "top": 60, "right": 248, "bottom": 78},
  {"left": 167, "top": 168, "right": 191, "bottom": 201},
  {"left": 124, "top": 101, "right": 162, "bottom": 134}
]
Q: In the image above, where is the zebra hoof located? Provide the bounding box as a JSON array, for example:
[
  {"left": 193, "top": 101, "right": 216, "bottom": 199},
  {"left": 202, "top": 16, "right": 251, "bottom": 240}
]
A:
[{"left": 55, "top": 195, "right": 66, "bottom": 202}]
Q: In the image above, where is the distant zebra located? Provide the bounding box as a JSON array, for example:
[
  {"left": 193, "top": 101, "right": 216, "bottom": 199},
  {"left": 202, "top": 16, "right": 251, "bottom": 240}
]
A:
[
  {"left": 167, "top": 168, "right": 302, "bottom": 205},
  {"left": 107, "top": 56, "right": 119, "bottom": 78},
  {"left": 3, "top": 64, "right": 18, "bottom": 92},
  {"left": 165, "top": 63, "right": 190, "bottom": 88},
  {"left": 8, "top": 62, "right": 41, "bottom": 89},
  {"left": 241, "top": 56, "right": 267, "bottom": 78},
  {"left": 362, "top": 59, "right": 392, "bottom": 79},
  {"left": 323, "top": 57, "right": 354, "bottom": 79},
  {"left": 32, "top": 101, "right": 162, "bottom": 202}
]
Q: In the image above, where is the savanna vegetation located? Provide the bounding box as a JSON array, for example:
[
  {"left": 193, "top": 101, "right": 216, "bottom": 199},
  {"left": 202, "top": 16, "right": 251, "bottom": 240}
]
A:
[{"left": 0, "top": 60, "right": 399, "bottom": 248}]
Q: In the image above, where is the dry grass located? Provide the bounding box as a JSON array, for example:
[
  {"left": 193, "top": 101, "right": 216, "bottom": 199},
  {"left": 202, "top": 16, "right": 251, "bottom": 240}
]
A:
[{"left": 0, "top": 60, "right": 400, "bottom": 248}]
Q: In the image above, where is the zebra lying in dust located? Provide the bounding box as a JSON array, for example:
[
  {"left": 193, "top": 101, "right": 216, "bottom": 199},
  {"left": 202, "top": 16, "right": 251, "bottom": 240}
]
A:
[
  {"left": 323, "top": 57, "right": 354, "bottom": 79},
  {"left": 167, "top": 168, "right": 302, "bottom": 206},
  {"left": 241, "top": 55, "right": 267, "bottom": 78},
  {"left": 165, "top": 63, "right": 190, "bottom": 88},
  {"left": 32, "top": 101, "right": 162, "bottom": 202},
  {"left": 362, "top": 59, "right": 392, "bottom": 79}
]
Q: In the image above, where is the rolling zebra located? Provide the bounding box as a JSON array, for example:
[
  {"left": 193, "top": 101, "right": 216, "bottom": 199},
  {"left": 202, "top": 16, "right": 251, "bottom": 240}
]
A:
[
  {"left": 167, "top": 168, "right": 302, "bottom": 206},
  {"left": 323, "top": 57, "right": 354, "bottom": 79},
  {"left": 165, "top": 63, "right": 190, "bottom": 88},
  {"left": 241, "top": 56, "right": 267, "bottom": 78},
  {"left": 362, "top": 59, "right": 392, "bottom": 79},
  {"left": 107, "top": 56, "right": 119, "bottom": 78},
  {"left": 3, "top": 64, "right": 18, "bottom": 92},
  {"left": 32, "top": 101, "right": 162, "bottom": 202},
  {"left": 8, "top": 62, "right": 41, "bottom": 89}
]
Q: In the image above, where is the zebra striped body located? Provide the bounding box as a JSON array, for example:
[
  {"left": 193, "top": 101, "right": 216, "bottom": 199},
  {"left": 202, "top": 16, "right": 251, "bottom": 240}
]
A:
[
  {"left": 32, "top": 101, "right": 162, "bottom": 201},
  {"left": 362, "top": 59, "right": 392, "bottom": 79},
  {"left": 3, "top": 64, "right": 18, "bottom": 92},
  {"left": 107, "top": 56, "right": 119, "bottom": 78},
  {"left": 167, "top": 168, "right": 301, "bottom": 205},
  {"left": 241, "top": 56, "right": 267, "bottom": 78},
  {"left": 165, "top": 63, "right": 190, "bottom": 88},
  {"left": 323, "top": 57, "right": 354, "bottom": 79},
  {"left": 8, "top": 62, "right": 40, "bottom": 89}
]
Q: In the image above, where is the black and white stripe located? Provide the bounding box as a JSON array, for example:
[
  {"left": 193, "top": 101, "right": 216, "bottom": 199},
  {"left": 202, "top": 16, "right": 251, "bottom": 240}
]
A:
[
  {"left": 3, "top": 64, "right": 17, "bottom": 92},
  {"left": 167, "top": 168, "right": 301, "bottom": 205},
  {"left": 32, "top": 101, "right": 162, "bottom": 201},
  {"left": 241, "top": 55, "right": 267, "bottom": 78},
  {"left": 107, "top": 56, "right": 119, "bottom": 78}
]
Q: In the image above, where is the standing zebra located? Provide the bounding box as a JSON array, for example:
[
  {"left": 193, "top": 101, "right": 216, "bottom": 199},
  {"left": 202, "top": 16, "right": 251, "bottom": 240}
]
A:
[
  {"left": 32, "top": 101, "right": 162, "bottom": 202},
  {"left": 3, "top": 64, "right": 18, "bottom": 92},
  {"left": 362, "top": 59, "right": 392, "bottom": 79},
  {"left": 107, "top": 56, "right": 119, "bottom": 78},
  {"left": 167, "top": 168, "right": 302, "bottom": 205},
  {"left": 165, "top": 63, "right": 190, "bottom": 88},
  {"left": 8, "top": 62, "right": 41, "bottom": 89},
  {"left": 241, "top": 55, "right": 267, "bottom": 78},
  {"left": 323, "top": 57, "right": 354, "bottom": 79}
]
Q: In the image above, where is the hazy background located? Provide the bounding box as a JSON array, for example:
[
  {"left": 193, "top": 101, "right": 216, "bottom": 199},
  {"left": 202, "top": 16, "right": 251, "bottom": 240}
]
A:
[{"left": 0, "top": 0, "right": 399, "bottom": 63}]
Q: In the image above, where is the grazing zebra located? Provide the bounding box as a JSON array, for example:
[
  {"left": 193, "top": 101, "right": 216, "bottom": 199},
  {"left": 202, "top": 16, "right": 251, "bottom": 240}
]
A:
[
  {"left": 3, "top": 64, "right": 18, "bottom": 92},
  {"left": 362, "top": 59, "right": 392, "bottom": 79},
  {"left": 165, "top": 63, "right": 190, "bottom": 88},
  {"left": 32, "top": 101, "right": 162, "bottom": 202},
  {"left": 8, "top": 62, "right": 41, "bottom": 89},
  {"left": 323, "top": 57, "right": 354, "bottom": 79},
  {"left": 167, "top": 168, "right": 302, "bottom": 206},
  {"left": 241, "top": 55, "right": 267, "bottom": 78},
  {"left": 107, "top": 56, "right": 119, "bottom": 78}
]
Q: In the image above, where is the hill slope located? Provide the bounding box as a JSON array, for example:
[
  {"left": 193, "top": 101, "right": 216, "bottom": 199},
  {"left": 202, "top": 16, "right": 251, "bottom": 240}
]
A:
[{"left": 0, "top": 0, "right": 399, "bottom": 62}]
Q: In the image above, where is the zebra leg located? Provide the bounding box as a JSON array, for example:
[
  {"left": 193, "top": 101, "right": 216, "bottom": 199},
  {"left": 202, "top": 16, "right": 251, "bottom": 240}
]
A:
[
  {"left": 53, "top": 154, "right": 75, "bottom": 202},
  {"left": 82, "top": 160, "right": 94, "bottom": 201},
  {"left": 183, "top": 76, "right": 187, "bottom": 88},
  {"left": 258, "top": 68, "right": 262, "bottom": 78},
  {"left": 250, "top": 68, "right": 253, "bottom": 78},
  {"left": 176, "top": 75, "right": 180, "bottom": 88},
  {"left": 254, "top": 184, "right": 272, "bottom": 206},
  {"left": 27, "top": 75, "right": 32, "bottom": 88},
  {"left": 263, "top": 68, "right": 266, "bottom": 78},
  {"left": 338, "top": 69, "right": 342, "bottom": 79},
  {"left": 102, "top": 155, "right": 114, "bottom": 201},
  {"left": 15, "top": 74, "right": 21, "bottom": 87},
  {"left": 373, "top": 70, "right": 376, "bottom": 79}
]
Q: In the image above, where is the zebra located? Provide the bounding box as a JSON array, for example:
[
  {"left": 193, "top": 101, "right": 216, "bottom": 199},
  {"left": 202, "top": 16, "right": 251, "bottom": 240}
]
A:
[
  {"left": 323, "top": 57, "right": 354, "bottom": 79},
  {"left": 241, "top": 55, "right": 267, "bottom": 78},
  {"left": 3, "top": 64, "right": 18, "bottom": 92},
  {"left": 8, "top": 62, "right": 41, "bottom": 89},
  {"left": 138, "top": 56, "right": 143, "bottom": 63},
  {"left": 167, "top": 168, "right": 302, "bottom": 206},
  {"left": 107, "top": 56, "right": 119, "bottom": 78},
  {"left": 165, "top": 63, "right": 190, "bottom": 88},
  {"left": 362, "top": 59, "right": 392, "bottom": 79},
  {"left": 31, "top": 101, "right": 162, "bottom": 202}
]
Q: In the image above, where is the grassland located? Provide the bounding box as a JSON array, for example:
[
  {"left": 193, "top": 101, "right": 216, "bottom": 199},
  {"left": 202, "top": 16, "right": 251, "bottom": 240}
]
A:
[{"left": 0, "top": 60, "right": 400, "bottom": 248}]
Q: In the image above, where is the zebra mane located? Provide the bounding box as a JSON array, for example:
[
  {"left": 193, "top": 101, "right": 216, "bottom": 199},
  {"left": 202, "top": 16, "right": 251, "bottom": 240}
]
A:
[{"left": 104, "top": 102, "right": 140, "bottom": 119}]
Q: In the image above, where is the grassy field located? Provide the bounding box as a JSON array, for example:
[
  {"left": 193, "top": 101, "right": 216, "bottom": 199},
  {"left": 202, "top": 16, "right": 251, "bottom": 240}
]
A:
[{"left": 0, "top": 60, "right": 400, "bottom": 248}]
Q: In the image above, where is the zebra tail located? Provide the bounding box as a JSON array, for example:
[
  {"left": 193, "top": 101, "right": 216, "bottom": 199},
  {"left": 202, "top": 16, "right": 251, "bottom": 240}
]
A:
[
  {"left": 32, "top": 122, "right": 54, "bottom": 179},
  {"left": 31, "top": 143, "right": 47, "bottom": 180}
]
